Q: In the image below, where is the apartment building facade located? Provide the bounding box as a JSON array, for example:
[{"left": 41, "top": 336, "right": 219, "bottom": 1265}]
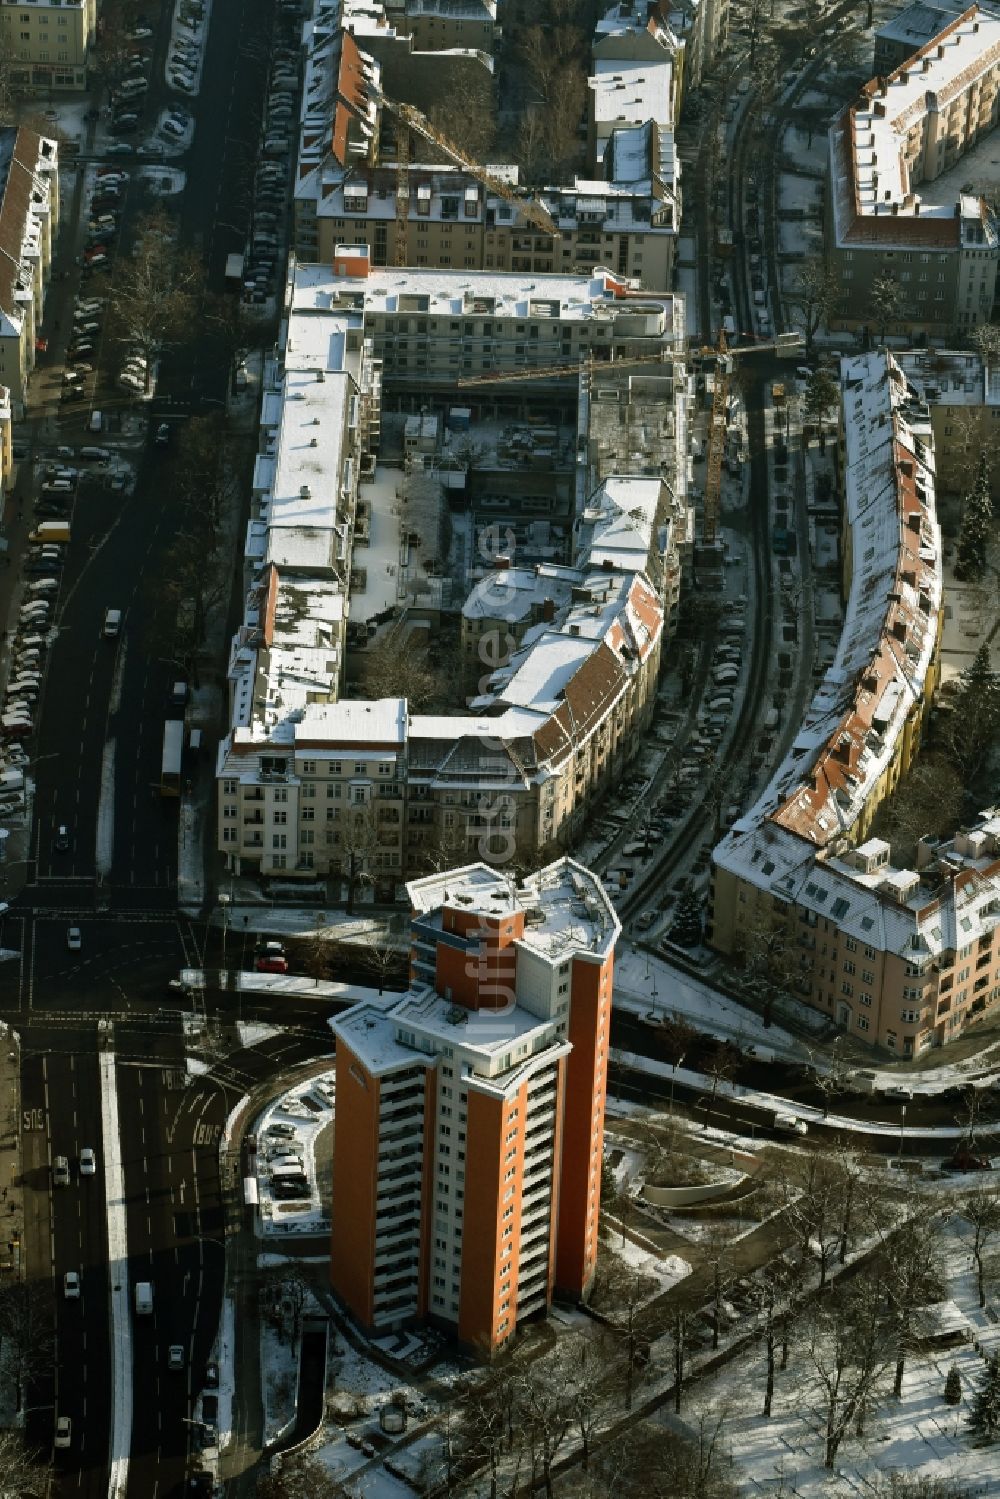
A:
[
  {"left": 216, "top": 258, "right": 684, "bottom": 887},
  {"left": 295, "top": 162, "right": 678, "bottom": 291},
  {"left": 292, "top": 14, "right": 679, "bottom": 290},
  {"left": 895, "top": 348, "right": 1000, "bottom": 499},
  {"left": 333, "top": 253, "right": 683, "bottom": 389},
  {"left": 0, "top": 127, "right": 60, "bottom": 417},
  {"left": 384, "top": 0, "right": 496, "bottom": 52},
  {"left": 0, "top": 385, "right": 11, "bottom": 496},
  {"left": 710, "top": 351, "right": 946, "bottom": 1052},
  {"left": 1, "top": 0, "right": 96, "bottom": 92},
  {"left": 827, "top": 5, "right": 1000, "bottom": 335},
  {"left": 330, "top": 858, "right": 619, "bottom": 1351},
  {"left": 307, "top": 0, "right": 493, "bottom": 119}
]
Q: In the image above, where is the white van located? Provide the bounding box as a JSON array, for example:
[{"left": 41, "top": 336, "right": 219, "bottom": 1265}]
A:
[
  {"left": 103, "top": 609, "right": 122, "bottom": 638},
  {"left": 134, "top": 1281, "right": 153, "bottom": 1315},
  {"left": 89, "top": 410, "right": 103, "bottom": 433}
]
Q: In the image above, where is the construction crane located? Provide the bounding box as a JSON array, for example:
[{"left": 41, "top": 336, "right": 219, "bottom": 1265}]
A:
[
  {"left": 456, "top": 334, "right": 801, "bottom": 387},
  {"left": 394, "top": 125, "right": 409, "bottom": 268},
  {"left": 457, "top": 349, "right": 687, "bottom": 386},
  {"left": 378, "top": 92, "right": 559, "bottom": 242},
  {"left": 456, "top": 332, "right": 803, "bottom": 547}
]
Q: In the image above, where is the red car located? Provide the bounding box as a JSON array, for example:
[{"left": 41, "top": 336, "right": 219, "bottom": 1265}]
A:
[
  {"left": 254, "top": 953, "right": 289, "bottom": 974},
  {"left": 254, "top": 942, "right": 288, "bottom": 974},
  {"left": 944, "top": 1150, "right": 992, "bottom": 1172}
]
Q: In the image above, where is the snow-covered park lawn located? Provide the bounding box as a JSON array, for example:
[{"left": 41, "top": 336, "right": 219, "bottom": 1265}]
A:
[{"left": 681, "top": 1214, "right": 1000, "bottom": 1497}]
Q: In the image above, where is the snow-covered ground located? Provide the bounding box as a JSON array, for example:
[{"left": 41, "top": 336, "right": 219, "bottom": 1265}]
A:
[
  {"left": 681, "top": 1214, "right": 1000, "bottom": 1497},
  {"left": 614, "top": 947, "right": 808, "bottom": 1058}
]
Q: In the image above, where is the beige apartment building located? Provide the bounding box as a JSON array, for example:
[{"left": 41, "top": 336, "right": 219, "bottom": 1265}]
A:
[
  {"left": 827, "top": 4, "right": 1000, "bottom": 336},
  {"left": 710, "top": 351, "right": 947, "bottom": 1053},
  {"left": 337, "top": 255, "right": 683, "bottom": 389},
  {"left": 1, "top": 0, "right": 96, "bottom": 91},
  {"left": 384, "top": 0, "right": 495, "bottom": 52},
  {"left": 0, "top": 127, "right": 60, "bottom": 417},
  {"left": 216, "top": 257, "right": 685, "bottom": 888},
  {"left": 292, "top": 18, "right": 678, "bottom": 290},
  {"left": 295, "top": 161, "right": 678, "bottom": 291}
]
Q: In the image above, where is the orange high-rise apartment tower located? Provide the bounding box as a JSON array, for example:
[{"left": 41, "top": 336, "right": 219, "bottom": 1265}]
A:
[{"left": 330, "top": 858, "right": 619, "bottom": 1354}]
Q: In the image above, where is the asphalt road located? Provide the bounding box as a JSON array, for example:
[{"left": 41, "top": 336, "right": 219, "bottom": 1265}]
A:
[{"left": 2, "top": 0, "right": 283, "bottom": 1486}]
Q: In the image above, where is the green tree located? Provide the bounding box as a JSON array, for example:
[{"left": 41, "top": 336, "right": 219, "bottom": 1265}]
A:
[
  {"left": 944, "top": 1364, "right": 963, "bottom": 1406},
  {"left": 804, "top": 366, "right": 839, "bottom": 451},
  {"left": 867, "top": 270, "right": 905, "bottom": 343},
  {"left": 968, "top": 1354, "right": 1000, "bottom": 1442},
  {"left": 943, "top": 643, "right": 1000, "bottom": 780},
  {"left": 954, "top": 463, "right": 995, "bottom": 582},
  {"left": 669, "top": 888, "right": 703, "bottom": 947}
]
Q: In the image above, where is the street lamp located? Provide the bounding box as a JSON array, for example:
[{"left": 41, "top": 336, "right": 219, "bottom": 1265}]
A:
[
  {"left": 898, "top": 1103, "right": 907, "bottom": 1162},
  {"left": 219, "top": 892, "right": 231, "bottom": 966},
  {"left": 669, "top": 1053, "right": 686, "bottom": 1118}
]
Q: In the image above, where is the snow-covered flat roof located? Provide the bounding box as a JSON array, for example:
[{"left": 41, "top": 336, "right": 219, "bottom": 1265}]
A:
[
  {"left": 830, "top": 4, "right": 1000, "bottom": 242},
  {"left": 408, "top": 856, "right": 620, "bottom": 963},
  {"left": 590, "top": 57, "right": 673, "bottom": 138},
  {"left": 291, "top": 260, "right": 676, "bottom": 326},
  {"left": 296, "top": 697, "right": 408, "bottom": 748},
  {"left": 896, "top": 348, "right": 1000, "bottom": 405},
  {"left": 462, "top": 565, "right": 585, "bottom": 624}
]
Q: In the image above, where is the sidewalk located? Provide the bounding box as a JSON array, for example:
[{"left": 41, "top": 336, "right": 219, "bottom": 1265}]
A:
[{"left": 0, "top": 1030, "right": 23, "bottom": 1291}]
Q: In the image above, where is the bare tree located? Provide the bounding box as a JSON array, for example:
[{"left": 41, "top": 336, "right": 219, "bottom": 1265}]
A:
[
  {"left": 807, "top": 1272, "right": 893, "bottom": 1469},
  {"left": 873, "top": 1210, "right": 944, "bottom": 1397},
  {"left": 428, "top": 71, "right": 498, "bottom": 164},
  {"left": 108, "top": 209, "right": 201, "bottom": 386},
  {"left": 866, "top": 270, "right": 905, "bottom": 343},
  {"left": 747, "top": 1255, "right": 804, "bottom": 1416},
  {"left": 0, "top": 1283, "right": 54, "bottom": 1414},
  {"left": 0, "top": 48, "right": 18, "bottom": 127},
  {"left": 553, "top": 1331, "right": 619, "bottom": 1471},
  {"left": 777, "top": 1152, "right": 845, "bottom": 1290},
  {"left": 257, "top": 1453, "right": 349, "bottom": 1499},
  {"left": 875, "top": 753, "right": 966, "bottom": 865},
  {"left": 584, "top": 1414, "right": 740, "bottom": 1499},
  {"left": 517, "top": 1365, "right": 573, "bottom": 1497},
  {"left": 338, "top": 800, "right": 382, "bottom": 915},
  {"left": 703, "top": 1221, "right": 736, "bottom": 1351},
  {"left": 357, "top": 927, "right": 408, "bottom": 994},
  {"left": 964, "top": 1191, "right": 1000, "bottom": 1309},
  {"left": 360, "top": 632, "right": 439, "bottom": 708},
  {"left": 787, "top": 256, "right": 841, "bottom": 356},
  {"left": 0, "top": 1431, "right": 49, "bottom": 1498}
]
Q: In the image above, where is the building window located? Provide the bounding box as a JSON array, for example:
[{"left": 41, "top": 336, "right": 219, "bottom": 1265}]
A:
[{"left": 857, "top": 1015, "right": 870, "bottom": 1032}]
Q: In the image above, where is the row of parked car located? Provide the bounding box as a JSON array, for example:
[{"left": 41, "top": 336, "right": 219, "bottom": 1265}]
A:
[
  {"left": 239, "top": 17, "right": 300, "bottom": 301},
  {"left": 167, "top": 0, "right": 206, "bottom": 95}
]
